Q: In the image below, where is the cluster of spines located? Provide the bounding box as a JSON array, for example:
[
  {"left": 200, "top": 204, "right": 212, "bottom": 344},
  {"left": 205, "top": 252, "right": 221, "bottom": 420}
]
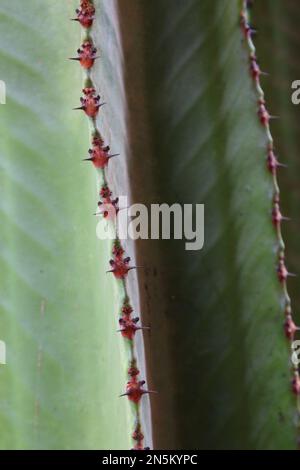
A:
[
  {"left": 120, "top": 360, "right": 155, "bottom": 405},
  {"left": 72, "top": 0, "right": 95, "bottom": 28},
  {"left": 118, "top": 296, "right": 150, "bottom": 341},
  {"left": 95, "top": 183, "right": 119, "bottom": 220},
  {"left": 84, "top": 135, "right": 119, "bottom": 169},
  {"left": 69, "top": 39, "right": 99, "bottom": 69},
  {"left": 240, "top": 0, "right": 300, "bottom": 425},
  {"left": 132, "top": 422, "right": 150, "bottom": 451},
  {"left": 74, "top": 86, "right": 105, "bottom": 118},
  {"left": 121, "top": 361, "right": 154, "bottom": 451},
  {"left": 71, "top": 0, "right": 150, "bottom": 450}
]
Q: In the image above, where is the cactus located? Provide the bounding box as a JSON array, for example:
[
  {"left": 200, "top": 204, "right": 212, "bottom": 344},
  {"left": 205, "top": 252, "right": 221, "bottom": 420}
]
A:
[{"left": 0, "top": 0, "right": 299, "bottom": 450}]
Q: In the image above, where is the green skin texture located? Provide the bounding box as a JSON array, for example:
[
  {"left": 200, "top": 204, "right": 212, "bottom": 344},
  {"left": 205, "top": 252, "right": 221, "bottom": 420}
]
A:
[
  {"left": 0, "top": 0, "right": 134, "bottom": 450},
  {"left": 254, "top": 0, "right": 300, "bottom": 319},
  {"left": 0, "top": 0, "right": 298, "bottom": 450},
  {"left": 113, "top": 0, "right": 297, "bottom": 449}
]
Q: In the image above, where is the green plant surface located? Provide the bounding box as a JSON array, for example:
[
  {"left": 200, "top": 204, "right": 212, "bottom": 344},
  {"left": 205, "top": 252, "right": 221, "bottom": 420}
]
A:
[
  {"left": 254, "top": 0, "right": 300, "bottom": 317},
  {"left": 0, "top": 0, "right": 298, "bottom": 451},
  {"left": 113, "top": 0, "right": 297, "bottom": 449},
  {"left": 0, "top": 0, "right": 134, "bottom": 450}
]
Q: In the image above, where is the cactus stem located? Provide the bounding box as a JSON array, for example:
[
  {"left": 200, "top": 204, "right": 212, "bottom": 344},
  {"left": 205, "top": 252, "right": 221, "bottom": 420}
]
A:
[{"left": 241, "top": 0, "right": 300, "bottom": 440}]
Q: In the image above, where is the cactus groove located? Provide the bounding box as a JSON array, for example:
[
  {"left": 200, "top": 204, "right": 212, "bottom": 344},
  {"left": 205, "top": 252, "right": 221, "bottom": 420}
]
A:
[{"left": 72, "top": 0, "right": 151, "bottom": 450}]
